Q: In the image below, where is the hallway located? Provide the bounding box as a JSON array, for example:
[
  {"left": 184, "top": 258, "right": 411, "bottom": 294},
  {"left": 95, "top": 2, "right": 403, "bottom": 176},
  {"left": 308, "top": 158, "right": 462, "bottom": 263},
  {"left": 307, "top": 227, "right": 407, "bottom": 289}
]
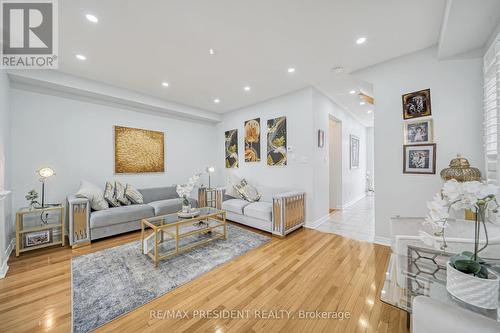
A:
[{"left": 316, "top": 196, "right": 375, "bottom": 243}]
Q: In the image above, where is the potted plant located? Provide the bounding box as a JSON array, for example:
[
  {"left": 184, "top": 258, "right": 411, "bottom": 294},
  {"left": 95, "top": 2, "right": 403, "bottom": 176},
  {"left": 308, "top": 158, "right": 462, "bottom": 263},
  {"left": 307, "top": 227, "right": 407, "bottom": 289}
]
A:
[
  {"left": 25, "top": 189, "right": 39, "bottom": 210},
  {"left": 426, "top": 179, "right": 500, "bottom": 309}
]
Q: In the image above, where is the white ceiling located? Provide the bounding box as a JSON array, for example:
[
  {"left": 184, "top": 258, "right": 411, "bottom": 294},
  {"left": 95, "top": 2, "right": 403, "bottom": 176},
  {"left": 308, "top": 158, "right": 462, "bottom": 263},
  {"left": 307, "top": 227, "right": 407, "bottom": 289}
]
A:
[
  {"left": 438, "top": 0, "right": 500, "bottom": 59},
  {"left": 57, "top": 0, "right": 450, "bottom": 126}
]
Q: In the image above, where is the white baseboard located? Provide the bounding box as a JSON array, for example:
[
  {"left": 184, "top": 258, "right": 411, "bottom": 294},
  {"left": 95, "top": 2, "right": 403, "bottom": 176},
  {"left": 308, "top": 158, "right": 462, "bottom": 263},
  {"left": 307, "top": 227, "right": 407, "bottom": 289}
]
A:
[
  {"left": 342, "top": 194, "right": 367, "bottom": 209},
  {"left": 305, "top": 214, "right": 331, "bottom": 229},
  {"left": 0, "top": 238, "right": 15, "bottom": 279},
  {"left": 374, "top": 236, "right": 390, "bottom": 247}
]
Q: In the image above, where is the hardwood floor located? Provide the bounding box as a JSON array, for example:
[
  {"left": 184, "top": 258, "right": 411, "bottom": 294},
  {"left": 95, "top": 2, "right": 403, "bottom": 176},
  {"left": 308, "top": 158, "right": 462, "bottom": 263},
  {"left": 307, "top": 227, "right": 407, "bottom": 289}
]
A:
[{"left": 0, "top": 224, "right": 408, "bottom": 333}]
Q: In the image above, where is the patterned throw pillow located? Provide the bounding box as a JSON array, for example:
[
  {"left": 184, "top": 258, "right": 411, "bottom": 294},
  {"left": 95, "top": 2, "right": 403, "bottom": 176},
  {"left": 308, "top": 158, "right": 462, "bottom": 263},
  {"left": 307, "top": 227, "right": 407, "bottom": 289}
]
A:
[
  {"left": 125, "top": 184, "right": 144, "bottom": 204},
  {"left": 115, "top": 181, "right": 131, "bottom": 205},
  {"left": 225, "top": 174, "right": 243, "bottom": 199},
  {"left": 235, "top": 179, "right": 261, "bottom": 202},
  {"left": 104, "top": 182, "right": 121, "bottom": 207},
  {"left": 75, "top": 180, "right": 109, "bottom": 211}
]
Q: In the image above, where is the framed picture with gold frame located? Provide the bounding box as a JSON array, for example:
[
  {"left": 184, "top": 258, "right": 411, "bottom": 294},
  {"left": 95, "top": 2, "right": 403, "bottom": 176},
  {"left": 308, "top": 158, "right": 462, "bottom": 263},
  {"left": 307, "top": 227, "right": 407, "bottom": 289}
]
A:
[
  {"left": 402, "top": 89, "right": 432, "bottom": 120},
  {"left": 403, "top": 119, "right": 433, "bottom": 144}
]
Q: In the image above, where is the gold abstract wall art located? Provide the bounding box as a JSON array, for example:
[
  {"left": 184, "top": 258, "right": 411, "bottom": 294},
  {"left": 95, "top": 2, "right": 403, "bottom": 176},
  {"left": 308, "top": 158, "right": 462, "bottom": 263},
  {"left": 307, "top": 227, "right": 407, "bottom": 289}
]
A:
[
  {"left": 244, "top": 118, "right": 261, "bottom": 162},
  {"left": 114, "top": 126, "right": 165, "bottom": 173}
]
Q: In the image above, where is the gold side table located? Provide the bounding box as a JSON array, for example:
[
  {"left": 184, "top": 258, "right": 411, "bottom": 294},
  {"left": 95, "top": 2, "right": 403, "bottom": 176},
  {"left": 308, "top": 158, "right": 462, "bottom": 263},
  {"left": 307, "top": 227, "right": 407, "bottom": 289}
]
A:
[
  {"left": 16, "top": 206, "right": 65, "bottom": 256},
  {"left": 198, "top": 187, "right": 220, "bottom": 208}
]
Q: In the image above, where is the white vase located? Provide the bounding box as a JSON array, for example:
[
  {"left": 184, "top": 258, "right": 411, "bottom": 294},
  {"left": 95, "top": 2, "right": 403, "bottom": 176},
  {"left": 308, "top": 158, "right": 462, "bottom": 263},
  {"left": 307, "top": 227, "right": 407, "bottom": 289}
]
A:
[
  {"left": 446, "top": 261, "right": 499, "bottom": 309},
  {"left": 182, "top": 204, "right": 190, "bottom": 213}
]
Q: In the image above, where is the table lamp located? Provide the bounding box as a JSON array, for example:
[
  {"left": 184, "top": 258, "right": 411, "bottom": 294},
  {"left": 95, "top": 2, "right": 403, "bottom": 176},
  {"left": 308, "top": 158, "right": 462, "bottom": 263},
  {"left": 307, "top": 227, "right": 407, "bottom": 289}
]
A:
[
  {"left": 206, "top": 166, "right": 215, "bottom": 189},
  {"left": 37, "top": 167, "right": 55, "bottom": 208}
]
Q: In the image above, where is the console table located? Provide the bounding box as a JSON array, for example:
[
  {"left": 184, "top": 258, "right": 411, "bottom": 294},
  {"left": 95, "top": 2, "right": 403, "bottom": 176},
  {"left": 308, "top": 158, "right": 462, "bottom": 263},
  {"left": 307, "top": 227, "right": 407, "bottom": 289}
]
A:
[
  {"left": 381, "top": 245, "right": 500, "bottom": 327},
  {"left": 16, "top": 206, "right": 65, "bottom": 256}
]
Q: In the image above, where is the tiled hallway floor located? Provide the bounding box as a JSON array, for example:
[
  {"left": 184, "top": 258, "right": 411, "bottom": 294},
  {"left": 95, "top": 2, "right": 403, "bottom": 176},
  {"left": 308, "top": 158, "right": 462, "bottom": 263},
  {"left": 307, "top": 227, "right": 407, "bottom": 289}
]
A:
[{"left": 315, "top": 195, "right": 375, "bottom": 242}]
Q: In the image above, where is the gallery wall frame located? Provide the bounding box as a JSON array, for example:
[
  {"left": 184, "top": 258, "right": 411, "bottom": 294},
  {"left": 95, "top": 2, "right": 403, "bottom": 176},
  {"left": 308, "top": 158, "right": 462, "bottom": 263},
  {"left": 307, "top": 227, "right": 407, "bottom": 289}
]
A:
[
  {"left": 402, "top": 88, "right": 432, "bottom": 120},
  {"left": 403, "top": 143, "right": 437, "bottom": 174},
  {"left": 318, "top": 129, "right": 324, "bottom": 148},
  {"left": 403, "top": 119, "right": 434, "bottom": 145},
  {"left": 350, "top": 135, "right": 360, "bottom": 169}
]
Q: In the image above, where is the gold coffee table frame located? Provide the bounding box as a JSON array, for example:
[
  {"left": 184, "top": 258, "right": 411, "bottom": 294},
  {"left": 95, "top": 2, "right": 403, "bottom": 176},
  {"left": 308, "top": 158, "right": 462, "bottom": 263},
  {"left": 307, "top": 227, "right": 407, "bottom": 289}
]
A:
[{"left": 141, "top": 207, "right": 227, "bottom": 267}]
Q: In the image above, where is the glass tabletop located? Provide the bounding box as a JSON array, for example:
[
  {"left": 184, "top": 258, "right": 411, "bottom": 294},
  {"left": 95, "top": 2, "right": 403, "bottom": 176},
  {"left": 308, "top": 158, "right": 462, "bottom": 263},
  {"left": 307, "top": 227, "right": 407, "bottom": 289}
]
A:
[
  {"left": 143, "top": 206, "right": 225, "bottom": 227},
  {"left": 381, "top": 244, "right": 500, "bottom": 321}
]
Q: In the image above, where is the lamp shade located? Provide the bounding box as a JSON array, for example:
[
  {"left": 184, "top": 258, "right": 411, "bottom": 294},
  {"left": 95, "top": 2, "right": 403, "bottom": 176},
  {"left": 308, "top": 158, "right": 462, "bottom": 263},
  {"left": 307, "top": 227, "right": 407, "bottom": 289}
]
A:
[
  {"left": 37, "top": 167, "right": 55, "bottom": 178},
  {"left": 206, "top": 166, "right": 215, "bottom": 173}
]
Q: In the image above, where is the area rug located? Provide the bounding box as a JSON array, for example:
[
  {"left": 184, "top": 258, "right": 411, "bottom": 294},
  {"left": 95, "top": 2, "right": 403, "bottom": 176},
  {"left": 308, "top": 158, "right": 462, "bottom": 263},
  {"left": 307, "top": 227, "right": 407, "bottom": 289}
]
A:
[{"left": 71, "top": 224, "right": 270, "bottom": 333}]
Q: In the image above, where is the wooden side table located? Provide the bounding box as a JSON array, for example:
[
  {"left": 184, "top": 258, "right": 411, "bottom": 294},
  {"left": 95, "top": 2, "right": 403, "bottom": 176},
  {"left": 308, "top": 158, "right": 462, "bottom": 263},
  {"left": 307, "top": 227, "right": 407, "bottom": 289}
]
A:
[{"left": 15, "top": 206, "right": 65, "bottom": 256}]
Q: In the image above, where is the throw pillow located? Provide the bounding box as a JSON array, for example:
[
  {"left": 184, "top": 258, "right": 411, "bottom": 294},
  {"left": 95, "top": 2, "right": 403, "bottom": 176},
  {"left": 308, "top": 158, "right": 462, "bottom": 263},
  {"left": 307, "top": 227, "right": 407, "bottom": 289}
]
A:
[
  {"left": 125, "top": 184, "right": 144, "bottom": 204},
  {"left": 104, "top": 182, "right": 121, "bottom": 207},
  {"left": 75, "top": 180, "right": 109, "bottom": 211},
  {"left": 115, "top": 181, "right": 131, "bottom": 205},
  {"left": 235, "top": 179, "right": 261, "bottom": 202},
  {"left": 225, "top": 174, "right": 243, "bottom": 199}
]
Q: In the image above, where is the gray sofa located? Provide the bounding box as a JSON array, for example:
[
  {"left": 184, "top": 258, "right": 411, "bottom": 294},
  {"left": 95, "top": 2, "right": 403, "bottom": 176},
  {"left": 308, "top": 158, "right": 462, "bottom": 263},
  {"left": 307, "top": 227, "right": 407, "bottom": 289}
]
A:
[{"left": 67, "top": 185, "right": 197, "bottom": 245}]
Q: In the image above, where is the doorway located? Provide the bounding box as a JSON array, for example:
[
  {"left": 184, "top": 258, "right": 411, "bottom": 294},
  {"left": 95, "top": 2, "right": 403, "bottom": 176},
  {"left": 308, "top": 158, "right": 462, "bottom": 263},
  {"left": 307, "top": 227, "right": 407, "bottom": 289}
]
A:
[{"left": 329, "top": 116, "right": 342, "bottom": 211}]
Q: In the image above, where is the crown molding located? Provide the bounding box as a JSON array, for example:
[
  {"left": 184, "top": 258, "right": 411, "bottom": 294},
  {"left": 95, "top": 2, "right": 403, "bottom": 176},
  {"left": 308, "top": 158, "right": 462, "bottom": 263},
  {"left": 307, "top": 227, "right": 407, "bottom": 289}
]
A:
[{"left": 7, "top": 71, "right": 221, "bottom": 124}]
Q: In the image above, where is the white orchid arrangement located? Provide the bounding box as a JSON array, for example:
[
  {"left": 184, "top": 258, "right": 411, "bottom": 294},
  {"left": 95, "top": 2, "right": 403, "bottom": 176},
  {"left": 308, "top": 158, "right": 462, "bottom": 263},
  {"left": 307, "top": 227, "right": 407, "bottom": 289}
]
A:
[
  {"left": 426, "top": 179, "right": 499, "bottom": 251},
  {"left": 426, "top": 179, "right": 500, "bottom": 278},
  {"left": 176, "top": 173, "right": 201, "bottom": 206},
  {"left": 426, "top": 180, "right": 498, "bottom": 228}
]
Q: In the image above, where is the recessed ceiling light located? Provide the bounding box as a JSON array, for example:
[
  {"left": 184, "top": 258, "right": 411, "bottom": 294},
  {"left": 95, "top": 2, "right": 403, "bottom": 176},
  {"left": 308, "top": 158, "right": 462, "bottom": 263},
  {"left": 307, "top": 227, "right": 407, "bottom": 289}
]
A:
[
  {"left": 331, "top": 66, "right": 344, "bottom": 74},
  {"left": 356, "top": 37, "right": 367, "bottom": 45},
  {"left": 243, "top": 86, "right": 251, "bottom": 92},
  {"left": 367, "top": 110, "right": 373, "bottom": 114},
  {"left": 85, "top": 14, "right": 98, "bottom": 23},
  {"left": 209, "top": 48, "right": 216, "bottom": 55},
  {"left": 161, "top": 82, "right": 169, "bottom": 87},
  {"left": 287, "top": 67, "right": 296, "bottom": 73},
  {"left": 360, "top": 101, "right": 366, "bottom": 105},
  {"left": 75, "top": 54, "right": 86, "bottom": 61},
  {"left": 214, "top": 98, "right": 220, "bottom": 103},
  {"left": 349, "top": 90, "right": 356, "bottom": 94}
]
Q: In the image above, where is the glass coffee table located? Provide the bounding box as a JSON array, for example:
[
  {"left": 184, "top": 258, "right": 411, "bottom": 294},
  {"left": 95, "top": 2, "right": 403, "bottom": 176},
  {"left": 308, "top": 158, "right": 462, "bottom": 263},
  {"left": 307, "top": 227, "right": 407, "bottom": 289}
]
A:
[
  {"left": 141, "top": 207, "right": 227, "bottom": 267},
  {"left": 381, "top": 245, "right": 500, "bottom": 327}
]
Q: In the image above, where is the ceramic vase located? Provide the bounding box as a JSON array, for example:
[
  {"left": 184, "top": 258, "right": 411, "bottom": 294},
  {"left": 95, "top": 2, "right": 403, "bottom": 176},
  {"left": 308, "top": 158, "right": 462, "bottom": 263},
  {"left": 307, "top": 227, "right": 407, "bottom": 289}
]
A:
[{"left": 446, "top": 261, "right": 499, "bottom": 309}]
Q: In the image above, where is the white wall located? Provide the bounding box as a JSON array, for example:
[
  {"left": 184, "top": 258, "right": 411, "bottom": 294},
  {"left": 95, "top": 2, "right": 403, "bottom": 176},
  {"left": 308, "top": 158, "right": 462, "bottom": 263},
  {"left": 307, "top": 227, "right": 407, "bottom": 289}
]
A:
[
  {"left": 215, "top": 88, "right": 368, "bottom": 225},
  {"left": 0, "top": 70, "right": 13, "bottom": 277},
  {"left": 10, "top": 88, "right": 217, "bottom": 214},
  {"left": 215, "top": 89, "right": 317, "bottom": 222},
  {"left": 355, "top": 47, "right": 483, "bottom": 241}
]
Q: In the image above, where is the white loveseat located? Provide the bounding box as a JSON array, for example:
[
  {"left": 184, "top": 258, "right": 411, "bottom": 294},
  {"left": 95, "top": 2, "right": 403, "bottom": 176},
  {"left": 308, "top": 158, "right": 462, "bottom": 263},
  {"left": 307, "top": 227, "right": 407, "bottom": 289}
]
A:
[{"left": 215, "top": 186, "right": 305, "bottom": 237}]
